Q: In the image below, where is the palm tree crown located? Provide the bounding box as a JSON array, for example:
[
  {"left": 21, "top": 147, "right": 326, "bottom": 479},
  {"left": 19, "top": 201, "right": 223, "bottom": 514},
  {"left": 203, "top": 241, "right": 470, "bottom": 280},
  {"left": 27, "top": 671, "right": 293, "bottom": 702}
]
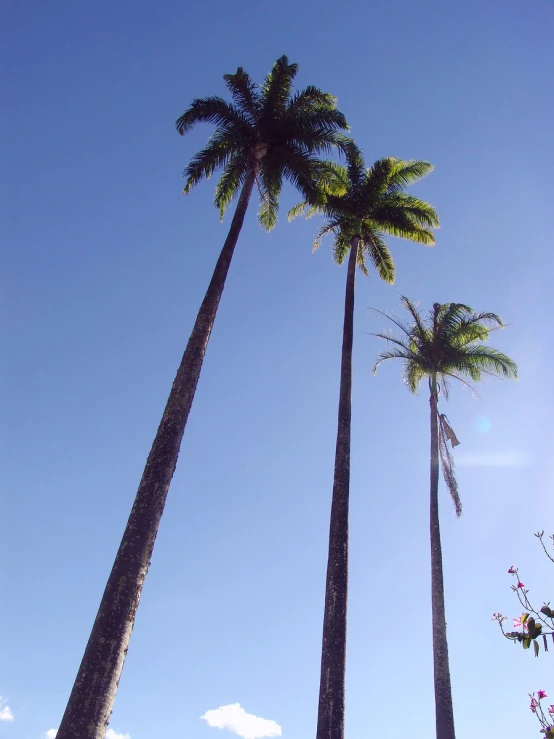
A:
[
  {"left": 373, "top": 297, "right": 518, "bottom": 395},
  {"left": 373, "top": 297, "right": 518, "bottom": 516},
  {"left": 176, "top": 55, "right": 350, "bottom": 229},
  {"left": 289, "top": 143, "right": 439, "bottom": 277}
]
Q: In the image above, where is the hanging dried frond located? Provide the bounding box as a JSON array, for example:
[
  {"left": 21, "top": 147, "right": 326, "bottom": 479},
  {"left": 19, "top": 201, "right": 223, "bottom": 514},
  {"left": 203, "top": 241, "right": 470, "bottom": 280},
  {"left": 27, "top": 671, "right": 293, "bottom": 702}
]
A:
[{"left": 438, "top": 416, "right": 462, "bottom": 517}]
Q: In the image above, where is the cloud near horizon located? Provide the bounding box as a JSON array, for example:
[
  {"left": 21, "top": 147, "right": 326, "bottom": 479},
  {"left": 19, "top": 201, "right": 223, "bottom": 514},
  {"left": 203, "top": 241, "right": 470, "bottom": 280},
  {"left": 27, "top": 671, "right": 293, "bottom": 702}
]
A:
[
  {"left": 201, "top": 704, "right": 282, "bottom": 739},
  {"left": 0, "top": 698, "right": 14, "bottom": 722},
  {"left": 0, "top": 706, "right": 14, "bottom": 722},
  {"left": 456, "top": 450, "right": 531, "bottom": 467}
]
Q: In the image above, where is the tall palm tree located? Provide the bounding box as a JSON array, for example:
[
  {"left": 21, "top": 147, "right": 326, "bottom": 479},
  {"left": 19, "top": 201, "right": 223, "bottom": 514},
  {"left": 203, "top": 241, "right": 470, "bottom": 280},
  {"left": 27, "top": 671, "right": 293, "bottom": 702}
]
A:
[
  {"left": 289, "top": 147, "right": 438, "bottom": 739},
  {"left": 373, "top": 297, "right": 518, "bottom": 739},
  {"left": 56, "top": 56, "right": 349, "bottom": 739}
]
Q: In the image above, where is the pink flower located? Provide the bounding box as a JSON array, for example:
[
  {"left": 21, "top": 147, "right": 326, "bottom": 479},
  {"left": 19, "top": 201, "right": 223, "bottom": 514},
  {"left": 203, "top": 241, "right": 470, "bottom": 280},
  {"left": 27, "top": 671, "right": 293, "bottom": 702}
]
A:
[
  {"left": 517, "top": 581, "right": 525, "bottom": 588},
  {"left": 548, "top": 705, "right": 554, "bottom": 715},
  {"left": 531, "top": 697, "right": 539, "bottom": 713},
  {"left": 508, "top": 565, "right": 517, "bottom": 574},
  {"left": 538, "top": 690, "right": 548, "bottom": 700},
  {"left": 513, "top": 616, "right": 528, "bottom": 632}
]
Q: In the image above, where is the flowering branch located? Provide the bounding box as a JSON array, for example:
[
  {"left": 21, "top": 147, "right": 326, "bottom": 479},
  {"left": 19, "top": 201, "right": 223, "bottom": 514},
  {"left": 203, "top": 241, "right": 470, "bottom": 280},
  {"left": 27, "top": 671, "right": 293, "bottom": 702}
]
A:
[
  {"left": 492, "top": 532, "right": 554, "bottom": 658},
  {"left": 492, "top": 531, "right": 554, "bottom": 736},
  {"left": 529, "top": 691, "right": 554, "bottom": 737}
]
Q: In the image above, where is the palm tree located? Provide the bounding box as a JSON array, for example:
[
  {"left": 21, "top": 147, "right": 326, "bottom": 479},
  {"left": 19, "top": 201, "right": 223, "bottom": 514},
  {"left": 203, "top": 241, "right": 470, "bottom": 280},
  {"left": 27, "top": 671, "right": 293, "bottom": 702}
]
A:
[
  {"left": 56, "top": 56, "right": 349, "bottom": 739},
  {"left": 289, "top": 147, "right": 438, "bottom": 739},
  {"left": 373, "top": 297, "right": 518, "bottom": 739}
]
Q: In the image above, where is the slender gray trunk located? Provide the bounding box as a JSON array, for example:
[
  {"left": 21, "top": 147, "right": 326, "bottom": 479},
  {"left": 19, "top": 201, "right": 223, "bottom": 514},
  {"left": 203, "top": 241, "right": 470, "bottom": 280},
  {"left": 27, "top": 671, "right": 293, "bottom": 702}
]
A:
[
  {"left": 316, "top": 236, "right": 359, "bottom": 739},
  {"left": 56, "top": 168, "right": 257, "bottom": 739},
  {"left": 429, "top": 375, "right": 456, "bottom": 739}
]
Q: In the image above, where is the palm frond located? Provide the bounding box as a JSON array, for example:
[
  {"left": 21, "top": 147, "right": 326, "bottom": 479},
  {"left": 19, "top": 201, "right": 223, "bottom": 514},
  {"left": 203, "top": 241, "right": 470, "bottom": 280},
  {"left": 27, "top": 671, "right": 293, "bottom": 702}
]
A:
[
  {"left": 363, "top": 230, "right": 395, "bottom": 283},
  {"left": 261, "top": 55, "right": 299, "bottom": 117},
  {"left": 288, "top": 86, "right": 338, "bottom": 114},
  {"left": 287, "top": 201, "right": 309, "bottom": 221},
  {"left": 375, "top": 193, "right": 440, "bottom": 229},
  {"left": 458, "top": 346, "right": 519, "bottom": 379},
  {"left": 387, "top": 159, "right": 434, "bottom": 192},
  {"left": 257, "top": 164, "right": 282, "bottom": 231},
  {"left": 449, "top": 312, "right": 505, "bottom": 347},
  {"left": 223, "top": 67, "right": 260, "bottom": 122},
  {"left": 436, "top": 303, "right": 475, "bottom": 339},
  {"left": 404, "top": 360, "right": 426, "bottom": 393},
  {"left": 345, "top": 140, "right": 365, "bottom": 187},
  {"left": 371, "top": 209, "right": 436, "bottom": 246},
  {"left": 183, "top": 143, "right": 234, "bottom": 194},
  {"left": 176, "top": 97, "right": 252, "bottom": 138},
  {"left": 371, "top": 332, "right": 411, "bottom": 353},
  {"left": 399, "top": 297, "right": 429, "bottom": 345},
  {"left": 364, "top": 157, "right": 396, "bottom": 196},
  {"left": 332, "top": 230, "right": 354, "bottom": 265},
  {"left": 373, "top": 348, "right": 412, "bottom": 373},
  {"left": 214, "top": 155, "right": 248, "bottom": 217}
]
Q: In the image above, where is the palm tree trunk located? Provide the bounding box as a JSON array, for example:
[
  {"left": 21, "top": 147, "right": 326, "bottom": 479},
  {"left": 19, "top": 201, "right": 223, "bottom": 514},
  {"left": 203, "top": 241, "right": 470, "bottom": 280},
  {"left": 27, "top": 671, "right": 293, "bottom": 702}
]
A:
[
  {"left": 316, "top": 236, "right": 359, "bottom": 739},
  {"left": 56, "top": 168, "right": 257, "bottom": 739},
  {"left": 429, "top": 375, "right": 456, "bottom": 739}
]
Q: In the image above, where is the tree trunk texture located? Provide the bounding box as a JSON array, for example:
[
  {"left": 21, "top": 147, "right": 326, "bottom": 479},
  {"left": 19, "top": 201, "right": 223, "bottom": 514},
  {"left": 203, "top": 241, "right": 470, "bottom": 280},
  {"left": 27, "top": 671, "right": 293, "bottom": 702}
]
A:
[
  {"left": 56, "top": 169, "right": 257, "bottom": 739},
  {"left": 429, "top": 376, "right": 456, "bottom": 739},
  {"left": 316, "top": 237, "right": 359, "bottom": 739}
]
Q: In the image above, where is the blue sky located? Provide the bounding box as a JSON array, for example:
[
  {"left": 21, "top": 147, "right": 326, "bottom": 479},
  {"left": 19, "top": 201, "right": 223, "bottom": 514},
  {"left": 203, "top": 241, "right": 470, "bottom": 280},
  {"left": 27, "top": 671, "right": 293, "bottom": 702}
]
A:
[{"left": 2, "top": 0, "right": 553, "bottom": 737}]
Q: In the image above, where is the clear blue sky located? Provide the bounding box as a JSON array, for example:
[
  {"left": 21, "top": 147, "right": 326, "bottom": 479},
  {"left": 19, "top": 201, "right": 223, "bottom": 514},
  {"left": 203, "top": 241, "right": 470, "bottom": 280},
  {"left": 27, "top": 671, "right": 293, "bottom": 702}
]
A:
[{"left": 2, "top": 0, "right": 553, "bottom": 737}]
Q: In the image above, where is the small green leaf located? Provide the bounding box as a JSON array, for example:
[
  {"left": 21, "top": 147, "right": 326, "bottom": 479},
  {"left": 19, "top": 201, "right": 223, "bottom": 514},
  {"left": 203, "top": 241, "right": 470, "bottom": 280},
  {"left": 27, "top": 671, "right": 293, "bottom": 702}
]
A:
[{"left": 534, "top": 640, "right": 539, "bottom": 657}]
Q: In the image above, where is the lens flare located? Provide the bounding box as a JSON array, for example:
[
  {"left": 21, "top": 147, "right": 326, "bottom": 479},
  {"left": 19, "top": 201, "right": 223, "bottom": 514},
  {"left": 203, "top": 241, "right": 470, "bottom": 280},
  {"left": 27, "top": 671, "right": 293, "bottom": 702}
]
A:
[{"left": 475, "top": 415, "right": 491, "bottom": 433}]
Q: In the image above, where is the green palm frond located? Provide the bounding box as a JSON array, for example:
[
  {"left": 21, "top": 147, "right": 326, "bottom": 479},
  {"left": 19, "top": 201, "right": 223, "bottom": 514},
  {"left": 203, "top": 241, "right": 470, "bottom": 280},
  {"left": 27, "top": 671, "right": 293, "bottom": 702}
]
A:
[
  {"left": 261, "top": 55, "right": 299, "bottom": 117},
  {"left": 373, "top": 347, "right": 412, "bottom": 372},
  {"left": 176, "top": 97, "right": 251, "bottom": 137},
  {"left": 183, "top": 143, "right": 234, "bottom": 194},
  {"left": 345, "top": 140, "right": 365, "bottom": 187},
  {"left": 214, "top": 155, "right": 248, "bottom": 217},
  {"left": 458, "top": 346, "right": 519, "bottom": 379},
  {"left": 404, "top": 361, "right": 427, "bottom": 394},
  {"left": 288, "top": 86, "right": 338, "bottom": 114},
  {"left": 223, "top": 67, "right": 260, "bottom": 122},
  {"left": 399, "top": 297, "right": 428, "bottom": 345},
  {"left": 364, "top": 157, "right": 397, "bottom": 197},
  {"left": 364, "top": 231, "right": 395, "bottom": 283},
  {"left": 387, "top": 159, "right": 434, "bottom": 192},
  {"left": 331, "top": 230, "right": 353, "bottom": 265},
  {"left": 287, "top": 201, "right": 310, "bottom": 221},
  {"left": 449, "top": 312, "right": 504, "bottom": 347},
  {"left": 374, "top": 193, "right": 440, "bottom": 229},
  {"left": 258, "top": 163, "right": 282, "bottom": 231},
  {"left": 435, "top": 303, "right": 475, "bottom": 340},
  {"left": 311, "top": 217, "right": 343, "bottom": 250}
]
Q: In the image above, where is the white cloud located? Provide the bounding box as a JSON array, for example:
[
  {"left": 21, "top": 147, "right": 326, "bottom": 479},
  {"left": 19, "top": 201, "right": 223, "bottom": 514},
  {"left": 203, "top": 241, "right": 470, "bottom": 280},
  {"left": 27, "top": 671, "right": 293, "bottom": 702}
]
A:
[
  {"left": 0, "top": 704, "right": 14, "bottom": 722},
  {"left": 201, "top": 704, "right": 282, "bottom": 739},
  {"left": 456, "top": 450, "right": 531, "bottom": 467},
  {"left": 43, "top": 729, "right": 129, "bottom": 739}
]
